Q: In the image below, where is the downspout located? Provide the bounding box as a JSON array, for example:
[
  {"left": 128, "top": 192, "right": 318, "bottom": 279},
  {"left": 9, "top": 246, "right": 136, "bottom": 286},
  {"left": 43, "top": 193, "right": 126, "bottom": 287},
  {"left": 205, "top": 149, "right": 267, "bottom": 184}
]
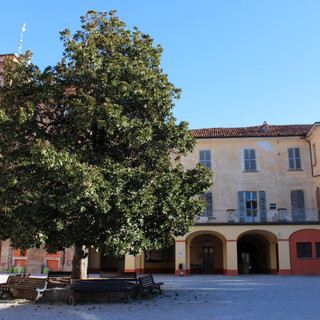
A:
[{"left": 304, "top": 137, "right": 320, "bottom": 177}]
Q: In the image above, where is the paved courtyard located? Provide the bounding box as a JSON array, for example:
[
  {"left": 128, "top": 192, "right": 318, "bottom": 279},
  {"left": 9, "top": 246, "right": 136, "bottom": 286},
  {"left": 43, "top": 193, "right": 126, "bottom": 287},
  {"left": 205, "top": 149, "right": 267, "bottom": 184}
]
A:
[{"left": 0, "top": 274, "right": 319, "bottom": 320}]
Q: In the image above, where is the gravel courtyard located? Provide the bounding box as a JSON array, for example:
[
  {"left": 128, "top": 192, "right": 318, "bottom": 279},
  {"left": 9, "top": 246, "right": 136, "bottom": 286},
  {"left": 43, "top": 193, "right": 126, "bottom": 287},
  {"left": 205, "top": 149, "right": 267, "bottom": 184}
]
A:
[{"left": 0, "top": 274, "right": 319, "bottom": 320}]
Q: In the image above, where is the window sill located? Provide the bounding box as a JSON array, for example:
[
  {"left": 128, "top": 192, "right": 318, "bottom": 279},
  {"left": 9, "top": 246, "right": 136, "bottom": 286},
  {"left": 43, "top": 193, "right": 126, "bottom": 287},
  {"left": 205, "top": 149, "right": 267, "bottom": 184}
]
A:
[
  {"left": 242, "top": 170, "right": 259, "bottom": 173},
  {"left": 288, "top": 169, "right": 304, "bottom": 171}
]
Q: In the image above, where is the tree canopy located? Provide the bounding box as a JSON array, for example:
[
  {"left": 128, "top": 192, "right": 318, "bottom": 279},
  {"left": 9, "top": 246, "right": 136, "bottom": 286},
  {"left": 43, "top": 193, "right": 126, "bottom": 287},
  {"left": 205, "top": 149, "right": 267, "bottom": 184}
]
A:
[{"left": 0, "top": 11, "right": 212, "bottom": 270}]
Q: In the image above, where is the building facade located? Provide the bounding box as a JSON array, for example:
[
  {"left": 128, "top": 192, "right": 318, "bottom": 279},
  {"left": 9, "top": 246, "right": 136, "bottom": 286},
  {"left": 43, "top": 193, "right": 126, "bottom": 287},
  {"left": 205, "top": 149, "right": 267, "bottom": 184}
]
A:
[
  {"left": 87, "top": 122, "right": 320, "bottom": 276},
  {"left": 1, "top": 54, "right": 320, "bottom": 275}
]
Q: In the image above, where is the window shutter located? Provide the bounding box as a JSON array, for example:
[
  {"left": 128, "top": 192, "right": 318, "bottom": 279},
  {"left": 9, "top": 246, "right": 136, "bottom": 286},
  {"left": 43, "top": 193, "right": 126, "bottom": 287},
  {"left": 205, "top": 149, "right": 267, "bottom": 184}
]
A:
[
  {"left": 200, "top": 150, "right": 205, "bottom": 161},
  {"left": 204, "top": 192, "right": 213, "bottom": 217},
  {"left": 295, "top": 148, "right": 301, "bottom": 169},
  {"left": 199, "top": 150, "right": 211, "bottom": 169},
  {"left": 288, "top": 148, "right": 301, "bottom": 169},
  {"left": 206, "top": 151, "right": 211, "bottom": 169},
  {"left": 250, "top": 149, "right": 257, "bottom": 170},
  {"left": 259, "top": 191, "right": 267, "bottom": 222},
  {"left": 288, "top": 148, "right": 294, "bottom": 169},
  {"left": 238, "top": 191, "right": 246, "bottom": 222},
  {"left": 288, "top": 148, "right": 294, "bottom": 158},
  {"left": 244, "top": 149, "right": 256, "bottom": 171},
  {"left": 291, "top": 190, "right": 306, "bottom": 221},
  {"left": 244, "top": 149, "right": 250, "bottom": 171}
]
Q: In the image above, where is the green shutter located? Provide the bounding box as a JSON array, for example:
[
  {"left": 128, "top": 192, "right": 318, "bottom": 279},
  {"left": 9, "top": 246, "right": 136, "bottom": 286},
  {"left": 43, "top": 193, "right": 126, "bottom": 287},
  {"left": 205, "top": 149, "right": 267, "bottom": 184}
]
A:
[
  {"left": 250, "top": 149, "right": 257, "bottom": 170},
  {"left": 238, "top": 191, "right": 245, "bottom": 222},
  {"left": 259, "top": 191, "right": 267, "bottom": 222},
  {"left": 291, "top": 190, "right": 306, "bottom": 221}
]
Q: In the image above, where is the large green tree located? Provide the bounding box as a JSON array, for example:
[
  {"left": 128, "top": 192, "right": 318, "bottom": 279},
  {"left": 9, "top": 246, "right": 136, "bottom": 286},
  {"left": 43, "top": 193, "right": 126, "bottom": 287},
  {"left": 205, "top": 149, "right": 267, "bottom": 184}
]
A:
[{"left": 0, "top": 11, "right": 212, "bottom": 278}]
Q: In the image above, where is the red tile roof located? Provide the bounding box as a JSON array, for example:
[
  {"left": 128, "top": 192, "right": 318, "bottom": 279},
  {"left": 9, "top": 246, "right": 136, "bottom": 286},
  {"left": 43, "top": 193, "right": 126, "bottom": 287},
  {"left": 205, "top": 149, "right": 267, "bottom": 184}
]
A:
[{"left": 192, "top": 124, "right": 313, "bottom": 139}]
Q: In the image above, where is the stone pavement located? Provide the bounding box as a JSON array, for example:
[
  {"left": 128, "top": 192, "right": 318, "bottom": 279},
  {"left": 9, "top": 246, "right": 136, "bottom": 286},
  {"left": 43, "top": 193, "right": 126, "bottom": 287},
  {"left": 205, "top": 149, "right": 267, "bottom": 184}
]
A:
[{"left": 0, "top": 274, "right": 319, "bottom": 319}]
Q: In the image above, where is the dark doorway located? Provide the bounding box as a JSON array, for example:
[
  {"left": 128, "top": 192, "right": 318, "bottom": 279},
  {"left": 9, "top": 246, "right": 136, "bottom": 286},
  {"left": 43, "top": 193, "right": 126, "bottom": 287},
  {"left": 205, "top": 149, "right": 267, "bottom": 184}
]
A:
[
  {"left": 238, "top": 234, "right": 268, "bottom": 274},
  {"left": 101, "top": 255, "right": 124, "bottom": 272}
]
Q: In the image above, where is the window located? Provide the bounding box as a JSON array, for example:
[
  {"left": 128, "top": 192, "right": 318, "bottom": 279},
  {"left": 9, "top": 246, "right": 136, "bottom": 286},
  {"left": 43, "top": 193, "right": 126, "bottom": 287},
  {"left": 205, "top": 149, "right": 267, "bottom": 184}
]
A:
[
  {"left": 288, "top": 148, "right": 301, "bottom": 169},
  {"left": 316, "top": 243, "right": 320, "bottom": 258},
  {"left": 312, "top": 143, "right": 317, "bottom": 165},
  {"left": 238, "top": 190, "right": 266, "bottom": 222},
  {"left": 297, "top": 242, "right": 312, "bottom": 258},
  {"left": 245, "top": 191, "right": 258, "bottom": 218},
  {"left": 291, "top": 190, "right": 306, "bottom": 222},
  {"left": 202, "top": 192, "right": 213, "bottom": 217},
  {"left": 244, "top": 149, "right": 257, "bottom": 171},
  {"left": 199, "top": 150, "right": 212, "bottom": 169}
]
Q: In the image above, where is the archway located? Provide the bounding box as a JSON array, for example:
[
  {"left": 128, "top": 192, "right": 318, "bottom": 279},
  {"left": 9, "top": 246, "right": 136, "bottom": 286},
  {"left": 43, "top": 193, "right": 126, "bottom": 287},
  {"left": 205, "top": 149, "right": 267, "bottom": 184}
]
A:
[
  {"left": 237, "top": 231, "right": 277, "bottom": 274},
  {"left": 188, "top": 232, "right": 225, "bottom": 274}
]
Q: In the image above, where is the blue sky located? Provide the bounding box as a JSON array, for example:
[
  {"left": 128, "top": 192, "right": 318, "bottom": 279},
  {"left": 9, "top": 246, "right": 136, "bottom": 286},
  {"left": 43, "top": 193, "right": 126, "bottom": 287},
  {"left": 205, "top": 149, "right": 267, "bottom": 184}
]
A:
[{"left": 1, "top": 1, "right": 319, "bottom": 129}]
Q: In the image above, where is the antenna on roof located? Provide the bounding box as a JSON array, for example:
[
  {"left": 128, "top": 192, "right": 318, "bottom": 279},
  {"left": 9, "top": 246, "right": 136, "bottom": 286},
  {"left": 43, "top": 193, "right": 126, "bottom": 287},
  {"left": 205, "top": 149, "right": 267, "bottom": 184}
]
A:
[{"left": 18, "top": 23, "right": 26, "bottom": 55}]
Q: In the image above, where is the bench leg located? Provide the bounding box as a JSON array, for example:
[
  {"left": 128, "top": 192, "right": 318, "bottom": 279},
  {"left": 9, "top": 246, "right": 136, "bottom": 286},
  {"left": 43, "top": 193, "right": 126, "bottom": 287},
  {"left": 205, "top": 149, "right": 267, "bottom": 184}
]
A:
[
  {"left": 34, "top": 289, "right": 47, "bottom": 303},
  {"left": 0, "top": 288, "right": 13, "bottom": 299},
  {"left": 138, "top": 288, "right": 152, "bottom": 300},
  {"left": 124, "top": 291, "right": 131, "bottom": 303}
]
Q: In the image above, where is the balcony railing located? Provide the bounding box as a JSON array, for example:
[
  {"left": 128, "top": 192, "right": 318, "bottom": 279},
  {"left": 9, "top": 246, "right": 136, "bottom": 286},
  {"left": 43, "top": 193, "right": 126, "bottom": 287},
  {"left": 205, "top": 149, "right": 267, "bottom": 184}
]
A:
[{"left": 195, "top": 208, "right": 320, "bottom": 224}]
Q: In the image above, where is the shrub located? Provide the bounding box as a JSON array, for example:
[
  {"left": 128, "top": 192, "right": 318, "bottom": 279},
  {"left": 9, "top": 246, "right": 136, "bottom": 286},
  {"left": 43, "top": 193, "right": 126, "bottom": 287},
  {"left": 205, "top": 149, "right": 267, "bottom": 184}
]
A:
[
  {"left": 20, "top": 267, "right": 26, "bottom": 273},
  {"left": 43, "top": 267, "right": 50, "bottom": 274},
  {"left": 13, "top": 266, "right": 19, "bottom": 273}
]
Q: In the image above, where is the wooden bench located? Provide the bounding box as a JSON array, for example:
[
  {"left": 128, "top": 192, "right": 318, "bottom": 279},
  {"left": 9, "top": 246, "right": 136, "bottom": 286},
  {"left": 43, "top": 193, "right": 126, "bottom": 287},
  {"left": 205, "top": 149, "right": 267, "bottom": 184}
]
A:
[
  {"left": 0, "top": 276, "right": 48, "bottom": 302},
  {"left": 137, "top": 274, "right": 164, "bottom": 299},
  {"left": 99, "top": 271, "right": 138, "bottom": 283},
  {"left": 70, "top": 279, "right": 134, "bottom": 305}
]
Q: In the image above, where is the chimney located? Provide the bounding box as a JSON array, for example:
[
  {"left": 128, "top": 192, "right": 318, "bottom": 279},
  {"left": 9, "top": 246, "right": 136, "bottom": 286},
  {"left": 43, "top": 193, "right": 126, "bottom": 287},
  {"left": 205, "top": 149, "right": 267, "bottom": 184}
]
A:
[{"left": 262, "top": 121, "right": 269, "bottom": 133}]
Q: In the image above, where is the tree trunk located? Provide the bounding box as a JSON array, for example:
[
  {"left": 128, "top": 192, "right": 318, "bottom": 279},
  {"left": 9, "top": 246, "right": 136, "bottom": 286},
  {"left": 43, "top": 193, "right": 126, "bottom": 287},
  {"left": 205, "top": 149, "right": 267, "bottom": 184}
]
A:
[{"left": 71, "top": 246, "right": 88, "bottom": 279}]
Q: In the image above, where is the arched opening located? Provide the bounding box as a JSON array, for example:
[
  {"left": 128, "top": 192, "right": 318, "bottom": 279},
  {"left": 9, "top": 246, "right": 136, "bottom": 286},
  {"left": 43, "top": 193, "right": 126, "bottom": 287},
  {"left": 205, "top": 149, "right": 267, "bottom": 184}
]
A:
[
  {"left": 188, "top": 233, "right": 224, "bottom": 274},
  {"left": 237, "top": 231, "right": 277, "bottom": 274}
]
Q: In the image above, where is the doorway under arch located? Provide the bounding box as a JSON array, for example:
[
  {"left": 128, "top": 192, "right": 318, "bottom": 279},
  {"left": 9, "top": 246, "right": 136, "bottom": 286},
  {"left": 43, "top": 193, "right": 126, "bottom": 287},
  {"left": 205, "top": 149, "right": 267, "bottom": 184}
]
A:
[
  {"left": 237, "top": 231, "right": 278, "bottom": 274},
  {"left": 188, "top": 233, "right": 224, "bottom": 274}
]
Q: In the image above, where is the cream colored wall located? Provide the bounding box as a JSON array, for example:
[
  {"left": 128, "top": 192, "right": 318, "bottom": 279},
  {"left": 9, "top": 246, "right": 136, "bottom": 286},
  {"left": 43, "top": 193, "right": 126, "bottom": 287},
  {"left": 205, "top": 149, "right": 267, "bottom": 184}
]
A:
[
  {"left": 175, "top": 224, "right": 320, "bottom": 273},
  {"left": 308, "top": 125, "right": 320, "bottom": 201},
  {"left": 88, "top": 247, "right": 101, "bottom": 269},
  {"left": 182, "top": 136, "right": 316, "bottom": 221}
]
